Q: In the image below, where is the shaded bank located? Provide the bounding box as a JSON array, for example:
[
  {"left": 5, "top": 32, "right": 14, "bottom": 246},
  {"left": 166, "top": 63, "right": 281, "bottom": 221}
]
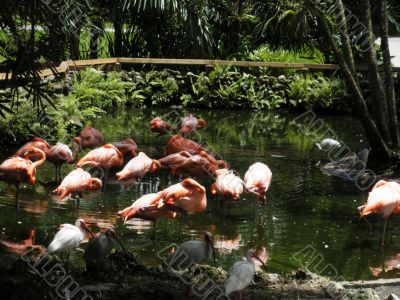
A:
[{"left": 0, "top": 249, "right": 388, "bottom": 299}]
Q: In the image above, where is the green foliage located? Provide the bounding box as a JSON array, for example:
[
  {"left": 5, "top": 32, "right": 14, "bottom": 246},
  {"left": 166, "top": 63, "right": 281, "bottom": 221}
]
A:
[{"left": 288, "top": 74, "right": 350, "bottom": 112}]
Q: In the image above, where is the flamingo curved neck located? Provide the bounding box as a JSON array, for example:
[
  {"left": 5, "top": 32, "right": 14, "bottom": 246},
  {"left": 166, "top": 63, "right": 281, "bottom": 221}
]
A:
[{"left": 32, "top": 149, "right": 46, "bottom": 168}]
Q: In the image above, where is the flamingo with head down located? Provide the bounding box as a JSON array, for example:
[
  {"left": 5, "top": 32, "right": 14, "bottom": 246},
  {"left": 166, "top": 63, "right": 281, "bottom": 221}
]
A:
[
  {"left": 165, "top": 135, "right": 207, "bottom": 156},
  {"left": 141, "top": 178, "right": 207, "bottom": 235},
  {"left": 211, "top": 169, "right": 244, "bottom": 201},
  {"left": 180, "top": 114, "right": 206, "bottom": 134},
  {"left": 359, "top": 180, "right": 400, "bottom": 246},
  {"left": 116, "top": 152, "right": 161, "bottom": 181},
  {"left": 52, "top": 168, "right": 102, "bottom": 200},
  {"left": 170, "top": 151, "right": 228, "bottom": 178},
  {"left": 244, "top": 162, "right": 272, "bottom": 206},
  {"left": 118, "top": 193, "right": 176, "bottom": 238},
  {"left": 0, "top": 147, "right": 46, "bottom": 203}
]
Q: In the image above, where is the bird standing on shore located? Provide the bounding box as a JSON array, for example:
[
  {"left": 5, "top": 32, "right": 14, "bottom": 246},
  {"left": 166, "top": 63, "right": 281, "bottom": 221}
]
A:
[
  {"left": 164, "top": 232, "right": 216, "bottom": 269},
  {"left": 314, "top": 138, "right": 341, "bottom": 151},
  {"left": 224, "top": 248, "right": 267, "bottom": 299},
  {"left": 47, "top": 219, "right": 94, "bottom": 260}
]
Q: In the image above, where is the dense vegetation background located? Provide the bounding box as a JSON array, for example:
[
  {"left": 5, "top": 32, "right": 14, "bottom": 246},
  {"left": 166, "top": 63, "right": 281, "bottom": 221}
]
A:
[{"left": 0, "top": 0, "right": 400, "bottom": 161}]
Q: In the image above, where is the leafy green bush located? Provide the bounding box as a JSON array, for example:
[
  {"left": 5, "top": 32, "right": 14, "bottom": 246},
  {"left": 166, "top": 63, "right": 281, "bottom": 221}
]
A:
[{"left": 288, "top": 74, "right": 350, "bottom": 112}]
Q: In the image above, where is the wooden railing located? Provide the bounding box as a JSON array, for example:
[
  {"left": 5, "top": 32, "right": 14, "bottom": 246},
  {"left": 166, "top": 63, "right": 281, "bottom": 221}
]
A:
[{"left": 1, "top": 57, "right": 399, "bottom": 81}]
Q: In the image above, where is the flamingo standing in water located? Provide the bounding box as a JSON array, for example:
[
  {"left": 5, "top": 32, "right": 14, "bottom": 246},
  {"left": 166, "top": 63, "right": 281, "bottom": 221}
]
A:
[
  {"left": 47, "top": 219, "right": 94, "bottom": 260},
  {"left": 244, "top": 162, "right": 272, "bottom": 206},
  {"left": 211, "top": 169, "right": 244, "bottom": 201},
  {"left": 142, "top": 178, "right": 207, "bottom": 235},
  {"left": 0, "top": 147, "right": 46, "bottom": 203},
  {"left": 159, "top": 151, "right": 192, "bottom": 169},
  {"left": 76, "top": 144, "right": 124, "bottom": 183},
  {"left": 116, "top": 152, "right": 161, "bottom": 181},
  {"left": 118, "top": 193, "right": 176, "bottom": 238},
  {"left": 52, "top": 168, "right": 102, "bottom": 200},
  {"left": 46, "top": 143, "right": 77, "bottom": 181},
  {"left": 224, "top": 248, "right": 267, "bottom": 299},
  {"left": 170, "top": 151, "right": 228, "bottom": 178},
  {"left": 180, "top": 114, "right": 206, "bottom": 134},
  {"left": 15, "top": 137, "right": 50, "bottom": 161},
  {"left": 165, "top": 135, "right": 207, "bottom": 155},
  {"left": 150, "top": 117, "right": 176, "bottom": 136},
  {"left": 73, "top": 126, "right": 104, "bottom": 149},
  {"left": 359, "top": 180, "right": 400, "bottom": 246}
]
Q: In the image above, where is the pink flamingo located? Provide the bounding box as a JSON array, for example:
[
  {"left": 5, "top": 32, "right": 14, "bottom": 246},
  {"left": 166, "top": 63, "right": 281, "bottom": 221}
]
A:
[
  {"left": 15, "top": 137, "right": 50, "bottom": 162},
  {"left": 116, "top": 152, "right": 161, "bottom": 181},
  {"left": 118, "top": 193, "right": 176, "bottom": 238},
  {"left": 142, "top": 178, "right": 207, "bottom": 235},
  {"left": 150, "top": 117, "right": 176, "bottom": 136},
  {"left": 0, "top": 147, "right": 46, "bottom": 203},
  {"left": 76, "top": 144, "right": 124, "bottom": 182},
  {"left": 211, "top": 169, "right": 244, "bottom": 201},
  {"left": 46, "top": 143, "right": 77, "bottom": 181},
  {"left": 180, "top": 114, "right": 206, "bottom": 134},
  {"left": 53, "top": 168, "right": 102, "bottom": 200},
  {"left": 170, "top": 151, "right": 228, "bottom": 178},
  {"left": 359, "top": 180, "right": 400, "bottom": 246},
  {"left": 244, "top": 162, "right": 272, "bottom": 205}
]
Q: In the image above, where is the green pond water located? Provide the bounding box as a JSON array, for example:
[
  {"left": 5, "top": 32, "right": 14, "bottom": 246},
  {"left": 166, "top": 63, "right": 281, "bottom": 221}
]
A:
[{"left": 0, "top": 108, "right": 399, "bottom": 281}]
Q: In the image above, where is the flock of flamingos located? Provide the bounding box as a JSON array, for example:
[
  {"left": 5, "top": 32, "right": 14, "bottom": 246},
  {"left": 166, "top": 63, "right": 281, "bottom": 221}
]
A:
[{"left": 0, "top": 113, "right": 398, "bottom": 297}]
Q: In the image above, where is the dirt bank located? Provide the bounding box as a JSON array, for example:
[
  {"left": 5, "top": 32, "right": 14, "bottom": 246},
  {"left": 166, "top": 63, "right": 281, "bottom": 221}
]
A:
[{"left": 0, "top": 248, "right": 397, "bottom": 299}]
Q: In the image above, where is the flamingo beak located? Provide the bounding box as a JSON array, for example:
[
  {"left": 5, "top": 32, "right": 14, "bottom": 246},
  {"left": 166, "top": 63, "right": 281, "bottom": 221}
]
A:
[{"left": 253, "top": 254, "right": 267, "bottom": 272}]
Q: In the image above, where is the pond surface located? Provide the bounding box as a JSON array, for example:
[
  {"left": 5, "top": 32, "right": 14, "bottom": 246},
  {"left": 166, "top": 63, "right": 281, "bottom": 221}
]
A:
[{"left": 0, "top": 108, "right": 399, "bottom": 281}]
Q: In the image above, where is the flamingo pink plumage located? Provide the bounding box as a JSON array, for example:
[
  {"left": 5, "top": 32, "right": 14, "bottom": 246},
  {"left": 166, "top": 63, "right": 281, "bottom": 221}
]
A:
[
  {"left": 116, "top": 152, "right": 161, "bottom": 181},
  {"left": 211, "top": 169, "right": 244, "bottom": 201},
  {"left": 244, "top": 162, "right": 272, "bottom": 205},
  {"left": 53, "top": 168, "right": 102, "bottom": 200}
]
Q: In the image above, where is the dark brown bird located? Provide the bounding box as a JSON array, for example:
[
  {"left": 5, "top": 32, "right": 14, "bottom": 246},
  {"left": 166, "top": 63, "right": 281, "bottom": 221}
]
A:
[
  {"left": 112, "top": 138, "right": 138, "bottom": 159},
  {"left": 73, "top": 126, "right": 104, "bottom": 149}
]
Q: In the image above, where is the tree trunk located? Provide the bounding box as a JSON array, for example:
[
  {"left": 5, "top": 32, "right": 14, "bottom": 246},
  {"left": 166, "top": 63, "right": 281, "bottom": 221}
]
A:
[
  {"left": 360, "top": 0, "right": 391, "bottom": 146},
  {"left": 114, "top": 19, "right": 123, "bottom": 57},
  {"left": 335, "top": 0, "right": 356, "bottom": 76},
  {"left": 379, "top": 0, "right": 400, "bottom": 148},
  {"left": 89, "top": 20, "right": 102, "bottom": 59},
  {"left": 313, "top": 0, "right": 392, "bottom": 161},
  {"left": 70, "top": 27, "right": 81, "bottom": 60}
]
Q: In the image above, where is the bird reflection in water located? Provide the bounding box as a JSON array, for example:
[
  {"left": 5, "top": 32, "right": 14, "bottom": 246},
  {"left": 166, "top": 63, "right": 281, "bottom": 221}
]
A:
[
  {"left": 0, "top": 228, "right": 45, "bottom": 255},
  {"left": 214, "top": 233, "right": 242, "bottom": 254},
  {"left": 369, "top": 252, "right": 400, "bottom": 277}
]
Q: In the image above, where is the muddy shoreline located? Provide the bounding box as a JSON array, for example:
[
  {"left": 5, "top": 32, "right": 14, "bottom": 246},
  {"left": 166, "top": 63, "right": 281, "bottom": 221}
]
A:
[{"left": 1, "top": 248, "right": 397, "bottom": 300}]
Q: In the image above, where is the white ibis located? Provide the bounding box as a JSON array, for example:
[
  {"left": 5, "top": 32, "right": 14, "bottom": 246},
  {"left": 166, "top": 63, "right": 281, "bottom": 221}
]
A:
[
  {"left": 47, "top": 219, "right": 94, "bottom": 260},
  {"left": 224, "top": 248, "right": 267, "bottom": 299},
  {"left": 164, "top": 232, "right": 216, "bottom": 269},
  {"left": 84, "top": 229, "right": 126, "bottom": 275},
  {"left": 315, "top": 138, "right": 341, "bottom": 151}
]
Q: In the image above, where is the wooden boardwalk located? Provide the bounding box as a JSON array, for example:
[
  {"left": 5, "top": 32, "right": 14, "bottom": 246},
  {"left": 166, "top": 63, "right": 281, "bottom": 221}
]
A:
[{"left": 1, "top": 57, "right": 399, "bottom": 81}]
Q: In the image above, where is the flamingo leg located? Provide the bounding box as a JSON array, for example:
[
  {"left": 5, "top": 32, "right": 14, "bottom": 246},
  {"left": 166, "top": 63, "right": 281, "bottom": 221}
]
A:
[
  {"left": 381, "top": 217, "right": 389, "bottom": 247},
  {"left": 178, "top": 213, "right": 184, "bottom": 241},
  {"left": 15, "top": 184, "right": 20, "bottom": 209},
  {"left": 152, "top": 221, "right": 157, "bottom": 240}
]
